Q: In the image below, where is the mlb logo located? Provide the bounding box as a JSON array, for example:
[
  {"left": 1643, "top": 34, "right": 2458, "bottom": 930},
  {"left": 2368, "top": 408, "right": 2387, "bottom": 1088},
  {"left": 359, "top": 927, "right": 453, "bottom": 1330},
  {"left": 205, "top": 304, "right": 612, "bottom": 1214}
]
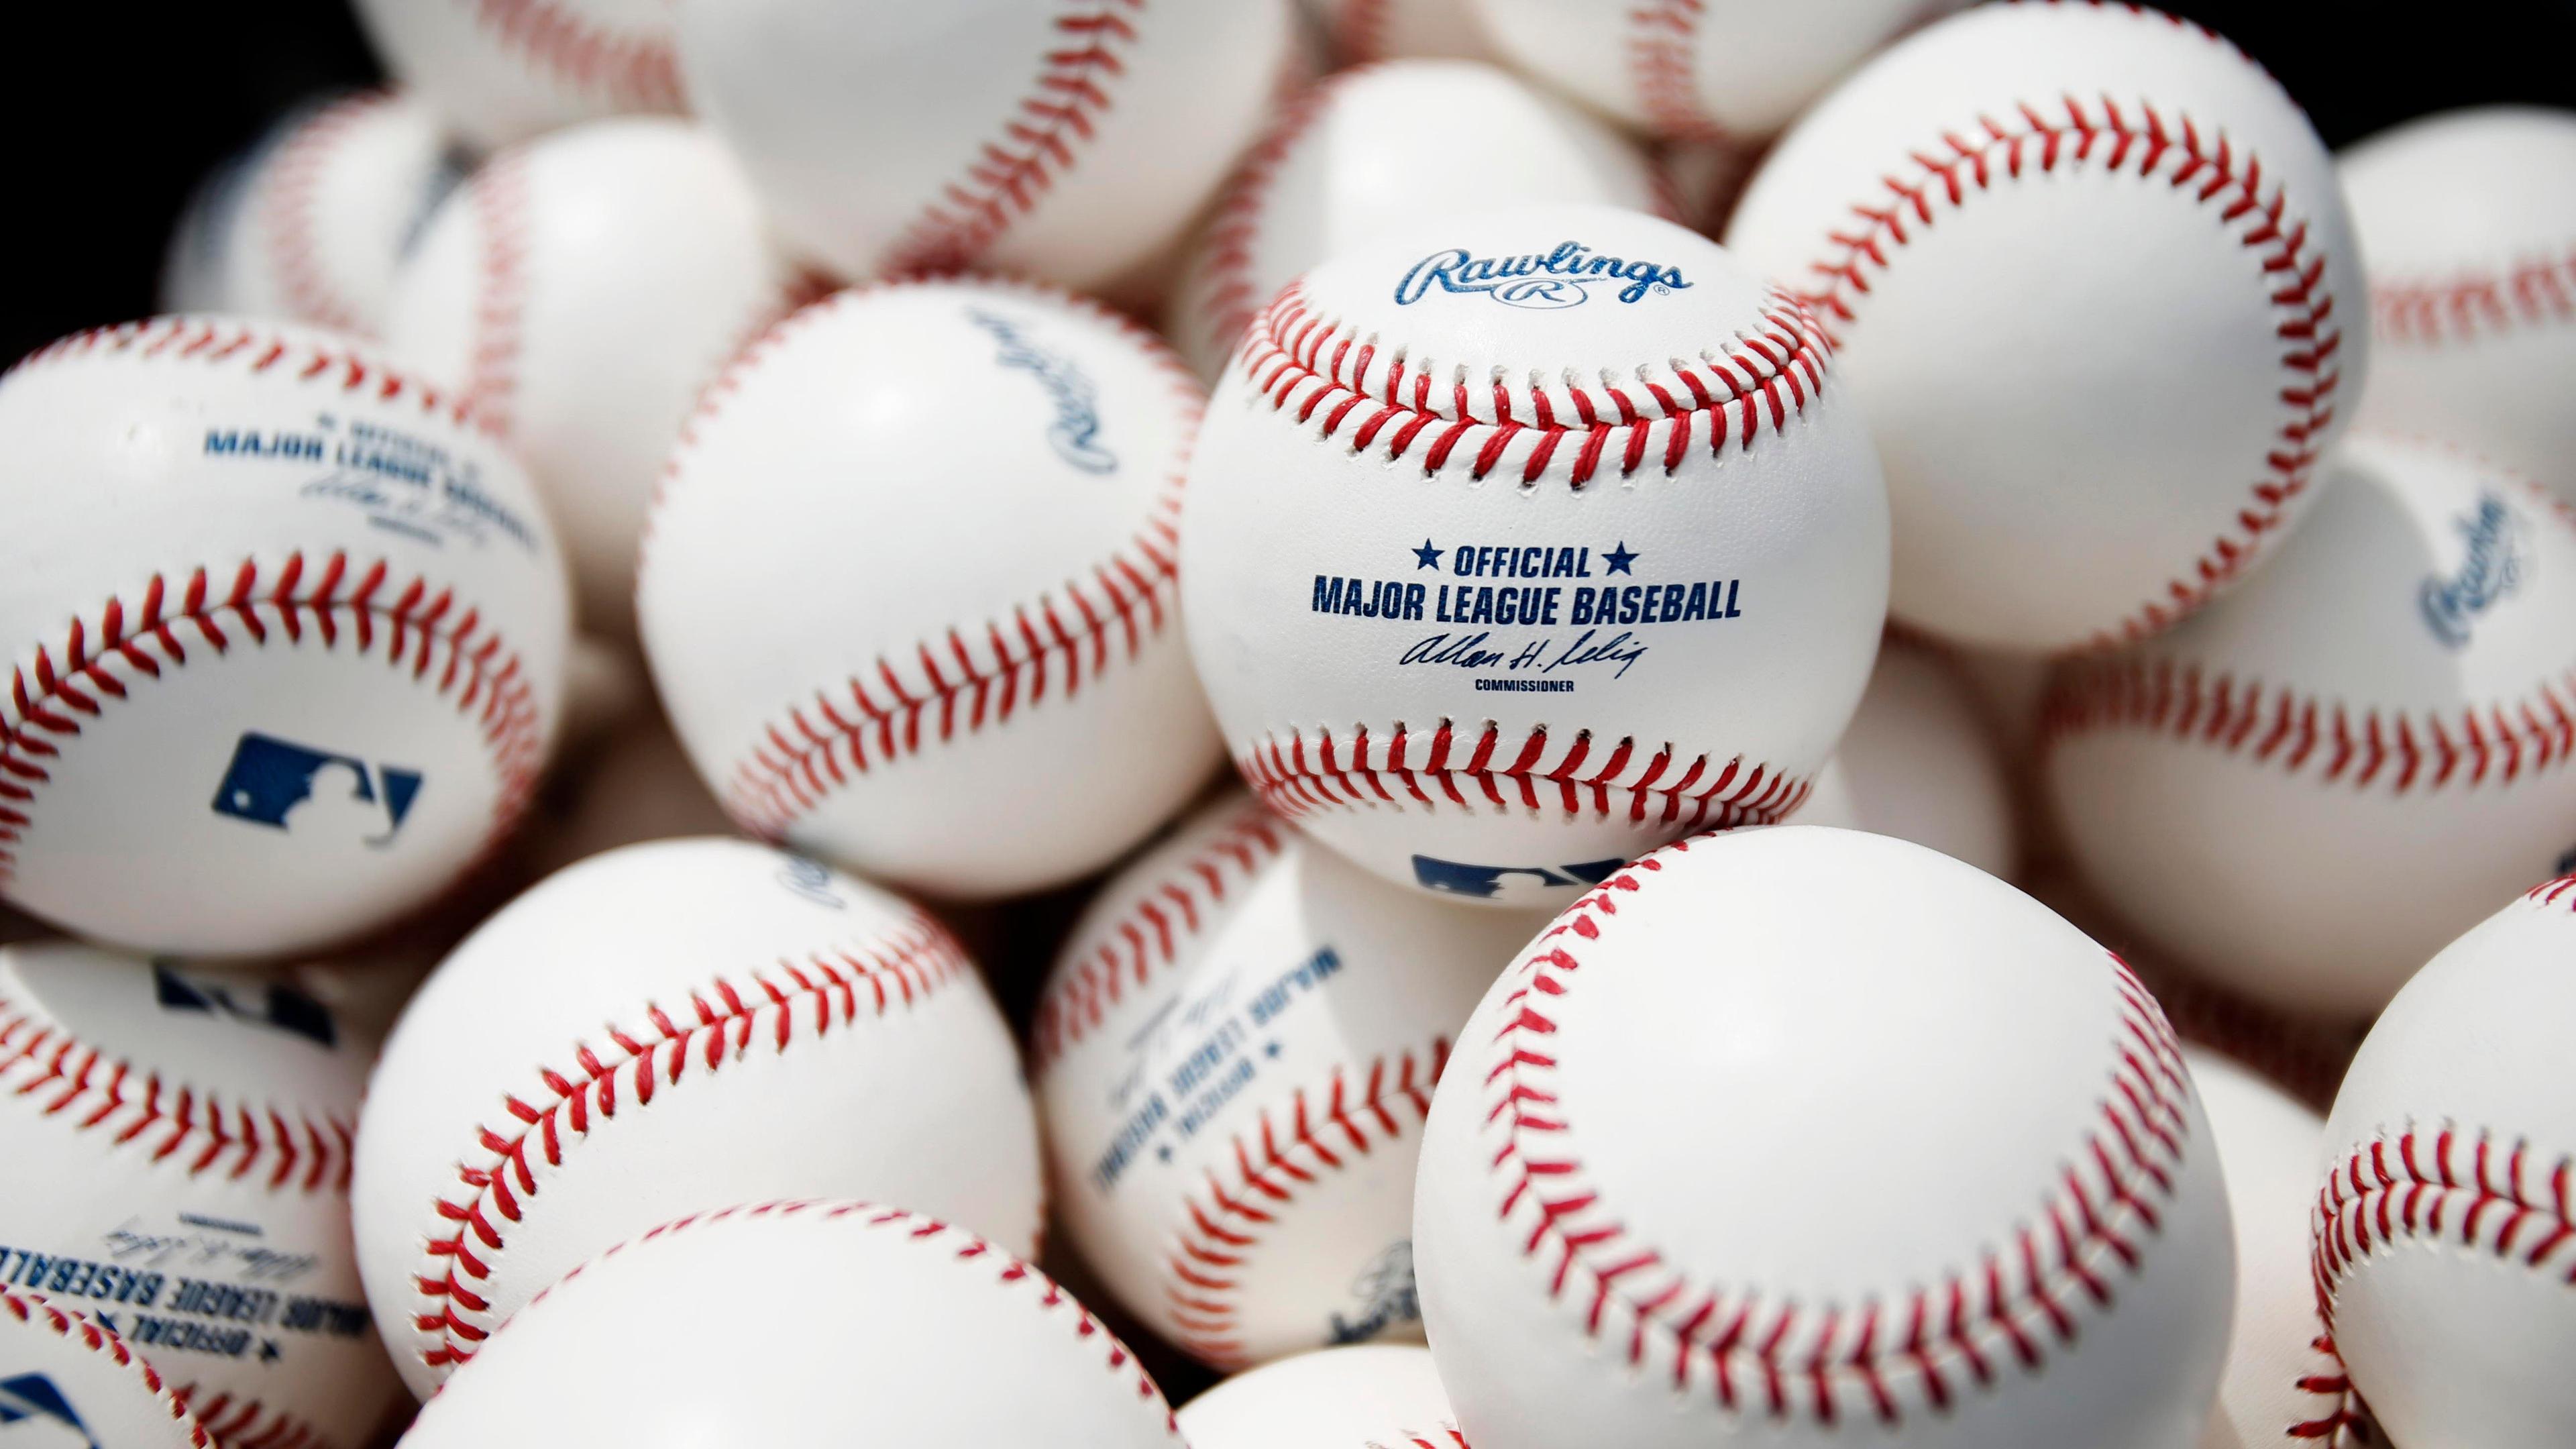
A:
[
  {"left": 1411, "top": 854, "right": 1625, "bottom": 905},
  {"left": 209, "top": 733, "right": 422, "bottom": 847},
  {"left": 0, "top": 1373, "right": 99, "bottom": 1449}
]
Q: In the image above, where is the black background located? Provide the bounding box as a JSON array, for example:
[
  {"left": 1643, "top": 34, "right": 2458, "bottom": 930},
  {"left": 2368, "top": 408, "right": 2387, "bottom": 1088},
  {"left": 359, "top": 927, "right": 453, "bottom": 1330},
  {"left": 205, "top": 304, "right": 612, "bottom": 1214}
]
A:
[{"left": 4, "top": 2, "right": 2571, "bottom": 366}]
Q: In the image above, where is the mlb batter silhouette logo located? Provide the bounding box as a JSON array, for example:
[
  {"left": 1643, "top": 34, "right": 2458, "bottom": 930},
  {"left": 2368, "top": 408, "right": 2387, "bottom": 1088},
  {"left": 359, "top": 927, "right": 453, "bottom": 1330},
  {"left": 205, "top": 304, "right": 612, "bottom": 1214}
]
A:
[
  {"left": 209, "top": 733, "right": 421, "bottom": 847},
  {"left": 0, "top": 1373, "right": 100, "bottom": 1449},
  {"left": 1411, "top": 855, "right": 1625, "bottom": 906}
]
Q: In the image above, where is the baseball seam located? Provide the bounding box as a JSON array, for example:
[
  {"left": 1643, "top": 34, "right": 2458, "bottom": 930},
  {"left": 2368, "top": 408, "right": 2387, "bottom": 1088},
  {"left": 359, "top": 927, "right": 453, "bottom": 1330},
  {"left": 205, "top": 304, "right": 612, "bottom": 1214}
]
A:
[
  {"left": 1028, "top": 800, "right": 1288, "bottom": 1073},
  {"left": 1794, "top": 91, "right": 2345, "bottom": 651},
  {"left": 463, "top": 0, "right": 686, "bottom": 113},
  {"left": 1163, "top": 1040, "right": 1446, "bottom": 1369},
  {"left": 1627, "top": 0, "right": 1724, "bottom": 142},
  {"left": 2374, "top": 246, "right": 2576, "bottom": 347},
  {"left": 1475, "top": 841, "right": 2198, "bottom": 1426},
  {"left": 460, "top": 148, "right": 534, "bottom": 440},
  {"left": 407, "top": 914, "right": 973, "bottom": 1376},
  {"left": 1181, "top": 68, "right": 1355, "bottom": 376},
  {"left": 884, "top": 0, "right": 1144, "bottom": 274},
  {"left": 2312, "top": 1124, "right": 2576, "bottom": 1328},
  {"left": 166, "top": 1387, "right": 327, "bottom": 1449},
  {"left": 2286, "top": 1328, "right": 2374, "bottom": 1446},
  {"left": 258, "top": 92, "right": 392, "bottom": 336},
  {"left": 1326, "top": 0, "right": 1393, "bottom": 62},
  {"left": 0, "top": 1289, "right": 213, "bottom": 1448},
  {"left": 1370, "top": 1433, "right": 1468, "bottom": 1449}
]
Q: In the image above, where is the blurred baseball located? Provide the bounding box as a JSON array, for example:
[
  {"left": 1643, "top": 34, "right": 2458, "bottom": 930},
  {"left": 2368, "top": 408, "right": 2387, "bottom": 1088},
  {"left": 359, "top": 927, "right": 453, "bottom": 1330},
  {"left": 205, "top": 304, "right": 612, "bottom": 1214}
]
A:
[
  {"left": 2316, "top": 875, "right": 2576, "bottom": 1449},
  {"left": 1306, "top": 0, "right": 1495, "bottom": 64},
  {"left": 1790, "top": 635, "right": 2017, "bottom": 878},
  {"left": 1034, "top": 792, "right": 1540, "bottom": 1368},
  {"left": 676, "top": 0, "right": 1295, "bottom": 290},
  {"left": 0, "top": 943, "right": 398, "bottom": 1447},
  {"left": 397, "top": 1199, "right": 1182, "bottom": 1446},
  {"left": 1176, "top": 1344, "right": 1453, "bottom": 1449},
  {"left": 1413, "top": 826, "right": 2235, "bottom": 1448},
  {"left": 639, "top": 278, "right": 1222, "bottom": 899},
  {"left": 0, "top": 319, "right": 569, "bottom": 957},
  {"left": 348, "top": 0, "right": 682, "bottom": 151},
  {"left": 0, "top": 1290, "right": 213, "bottom": 1449},
  {"left": 162, "top": 91, "right": 464, "bottom": 339},
  {"left": 1725, "top": 2, "right": 2367, "bottom": 651},
  {"left": 2343, "top": 106, "right": 2576, "bottom": 507},
  {"left": 388, "top": 119, "right": 804, "bottom": 634},
  {"left": 1169, "top": 59, "right": 1664, "bottom": 380},
  {"left": 352, "top": 838, "right": 1041, "bottom": 1397},
  {"left": 519, "top": 714, "right": 733, "bottom": 878},
  {"left": 2044, "top": 434, "right": 2576, "bottom": 1018},
  {"left": 1184, "top": 203, "right": 1888, "bottom": 908}
]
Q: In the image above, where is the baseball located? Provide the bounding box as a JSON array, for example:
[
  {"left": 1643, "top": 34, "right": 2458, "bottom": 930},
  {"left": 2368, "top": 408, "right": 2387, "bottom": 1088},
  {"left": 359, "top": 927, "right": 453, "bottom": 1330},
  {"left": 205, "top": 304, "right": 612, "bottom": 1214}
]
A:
[
  {"left": 0, "top": 1290, "right": 212, "bottom": 1448},
  {"left": 2343, "top": 106, "right": 2576, "bottom": 507},
  {"left": 1724, "top": 1, "right": 2368, "bottom": 652},
  {"left": 1305, "top": 0, "right": 1496, "bottom": 66},
  {"left": 388, "top": 118, "right": 806, "bottom": 635},
  {"left": 2314, "top": 873, "right": 2576, "bottom": 1449},
  {"left": 1034, "top": 791, "right": 1542, "bottom": 1369},
  {"left": 1413, "top": 825, "right": 2235, "bottom": 1448},
  {"left": 1790, "top": 635, "right": 2018, "bottom": 879},
  {"left": 0, "top": 942, "right": 398, "bottom": 1447},
  {"left": 1169, "top": 59, "right": 1665, "bottom": 380},
  {"left": 161, "top": 90, "right": 464, "bottom": 341},
  {"left": 1183, "top": 202, "right": 1888, "bottom": 908},
  {"left": 397, "top": 1199, "right": 1182, "bottom": 1446},
  {"left": 2184, "top": 1049, "right": 2368, "bottom": 1449},
  {"left": 347, "top": 0, "right": 682, "bottom": 151},
  {"left": 0, "top": 318, "right": 570, "bottom": 957},
  {"left": 2043, "top": 433, "right": 2576, "bottom": 1018},
  {"left": 638, "top": 278, "right": 1222, "bottom": 899},
  {"left": 1176, "top": 1344, "right": 1454, "bottom": 1449},
  {"left": 675, "top": 0, "right": 1295, "bottom": 290},
  {"left": 350, "top": 837, "right": 1042, "bottom": 1398},
  {"left": 518, "top": 714, "right": 733, "bottom": 879},
  {"left": 1469, "top": 0, "right": 1968, "bottom": 142}
]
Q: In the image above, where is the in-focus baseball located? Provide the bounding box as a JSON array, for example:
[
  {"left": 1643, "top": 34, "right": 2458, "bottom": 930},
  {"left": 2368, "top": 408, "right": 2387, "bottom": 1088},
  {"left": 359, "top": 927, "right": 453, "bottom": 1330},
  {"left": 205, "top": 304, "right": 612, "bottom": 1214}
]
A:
[
  {"left": 388, "top": 118, "right": 804, "bottom": 635},
  {"left": 1413, "top": 825, "right": 2236, "bottom": 1448},
  {"left": 1176, "top": 1344, "right": 1454, "bottom": 1449},
  {"left": 1725, "top": 1, "right": 2367, "bottom": 652},
  {"left": 1169, "top": 59, "right": 1664, "bottom": 380},
  {"left": 0, "top": 943, "right": 398, "bottom": 1448},
  {"left": 1790, "top": 634, "right": 2017, "bottom": 879},
  {"left": 348, "top": 0, "right": 682, "bottom": 151},
  {"left": 676, "top": 0, "right": 1295, "bottom": 290},
  {"left": 0, "top": 319, "right": 570, "bottom": 957},
  {"left": 397, "top": 1199, "right": 1182, "bottom": 1446},
  {"left": 1183, "top": 203, "right": 1888, "bottom": 908},
  {"left": 2043, "top": 434, "right": 2576, "bottom": 1018},
  {"left": 0, "top": 1289, "right": 212, "bottom": 1449},
  {"left": 2343, "top": 105, "right": 2576, "bottom": 507},
  {"left": 351, "top": 838, "right": 1042, "bottom": 1397},
  {"left": 639, "top": 278, "right": 1222, "bottom": 899},
  {"left": 2315, "top": 875, "right": 2576, "bottom": 1449},
  {"left": 1035, "top": 792, "right": 1542, "bottom": 1369}
]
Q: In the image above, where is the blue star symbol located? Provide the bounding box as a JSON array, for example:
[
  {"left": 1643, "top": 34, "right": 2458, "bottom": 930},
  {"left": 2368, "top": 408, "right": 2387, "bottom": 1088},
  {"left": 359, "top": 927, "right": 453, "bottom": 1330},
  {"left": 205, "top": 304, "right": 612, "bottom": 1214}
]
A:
[
  {"left": 1603, "top": 541, "right": 1639, "bottom": 575},
  {"left": 1413, "top": 539, "right": 1443, "bottom": 570}
]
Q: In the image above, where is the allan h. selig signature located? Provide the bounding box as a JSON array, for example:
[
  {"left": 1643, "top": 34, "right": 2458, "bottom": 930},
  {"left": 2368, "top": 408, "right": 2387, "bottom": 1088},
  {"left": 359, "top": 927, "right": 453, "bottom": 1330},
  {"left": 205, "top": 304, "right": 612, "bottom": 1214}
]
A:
[{"left": 1399, "top": 627, "right": 1648, "bottom": 680}]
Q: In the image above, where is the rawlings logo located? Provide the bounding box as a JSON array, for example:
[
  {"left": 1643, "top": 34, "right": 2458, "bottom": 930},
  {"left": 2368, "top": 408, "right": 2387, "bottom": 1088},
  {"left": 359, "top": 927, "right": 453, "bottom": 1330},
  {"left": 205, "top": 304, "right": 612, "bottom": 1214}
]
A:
[
  {"left": 2419, "top": 492, "right": 2529, "bottom": 650},
  {"left": 967, "top": 307, "right": 1118, "bottom": 474},
  {"left": 1394, "top": 241, "right": 1691, "bottom": 309}
]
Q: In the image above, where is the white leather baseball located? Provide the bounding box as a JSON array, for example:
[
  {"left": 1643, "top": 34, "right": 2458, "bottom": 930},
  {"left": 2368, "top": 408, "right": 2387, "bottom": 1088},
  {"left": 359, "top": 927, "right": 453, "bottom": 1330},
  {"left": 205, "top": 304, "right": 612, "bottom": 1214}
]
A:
[
  {"left": 1169, "top": 59, "right": 1665, "bottom": 381},
  {"left": 348, "top": 0, "right": 682, "bottom": 151},
  {"left": 2343, "top": 106, "right": 2576, "bottom": 508},
  {"left": 1790, "top": 635, "right": 2017, "bottom": 879},
  {"left": 1306, "top": 0, "right": 1496, "bottom": 65},
  {"left": 0, "top": 943, "right": 398, "bottom": 1448},
  {"left": 638, "top": 278, "right": 1222, "bottom": 899},
  {"left": 0, "top": 1290, "right": 213, "bottom": 1449},
  {"left": 2043, "top": 433, "right": 2576, "bottom": 1019},
  {"left": 350, "top": 837, "right": 1041, "bottom": 1398},
  {"left": 1413, "top": 825, "right": 2235, "bottom": 1448},
  {"left": 1724, "top": 1, "right": 2367, "bottom": 653},
  {"left": 1468, "top": 0, "right": 1967, "bottom": 141},
  {"left": 396, "top": 1199, "right": 1181, "bottom": 1446},
  {"left": 0, "top": 318, "right": 570, "bottom": 957},
  {"left": 1183, "top": 203, "right": 1888, "bottom": 908},
  {"left": 388, "top": 118, "right": 804, "bottom": 635},
  {"left": 2184, "top": 1049, "right": 2369, "bottom": 1449},
  {"left": 1175, "top": 1344, "right": 1454, "bottom": 1448},
  {"left": 675, "top": 0, "right": 1293, "bottom": 290},
  {"left": 162, "top": 91, "right": 464, "bottom": 341},
  {"left": 2315, "top": 875, "right": 2576, "bottom": 1449},
  {"left": 1035, "top": 792, "right": 1542, "bottom": 1370}
]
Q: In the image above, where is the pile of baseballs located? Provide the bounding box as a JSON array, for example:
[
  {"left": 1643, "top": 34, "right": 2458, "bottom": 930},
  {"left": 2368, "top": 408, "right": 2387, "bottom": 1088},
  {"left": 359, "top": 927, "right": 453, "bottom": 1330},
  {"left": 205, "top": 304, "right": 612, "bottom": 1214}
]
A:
[{"left": 0, "top": 2, "right": 2566, "bottom": 1446}]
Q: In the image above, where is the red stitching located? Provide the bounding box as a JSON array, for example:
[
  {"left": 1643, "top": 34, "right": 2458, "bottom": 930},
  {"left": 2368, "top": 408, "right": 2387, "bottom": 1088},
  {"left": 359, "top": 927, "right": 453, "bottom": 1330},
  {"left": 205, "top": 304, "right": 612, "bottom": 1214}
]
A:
[
  {"left": 490, "top": 1198, "right": 1177, "bottom": 1433},
  {"left": 1028, "top": 799, "right": 1287, "bottom": 1073},
  {"left": 1182, "top": 70, "right": 1354, "bottom": 375},
  {"left": 460, "top": 148, "right": 533, "bottom": 439},
  {"left": 1326, "top": 0, "right": 1392, "bottom": 62},
  {"left": 9, "top": 316, "right": 484, "bottom": 431},
  {"left": 165, "top": 1390, "right": 327, "bottom": 1449},
  {"left": 258, "top": 92, "right": 396, "bottom": 335},
  {"left": 884, "top": 0, "right": 1145, "bottom": 275},
  {"left": 2532, "top": 871, "right": 2576, "bottom": 909},
  {"left": 464, "top": 0, "right": 685, "bottom": 114},
  {"left": 1162, "top": 1042, "right": 1446, "bottom": 1369},
  {"left": 2313, "top": 1125, "right": 2576, "bottom": 1335},
  {"left": 2285, "top": 1330, "right": 2377, "bottom": 1444},
  {"left": 1240, "top": 720, "right": 1815, "bottom": 833},
  {"left": 408, "top": 914, "right": 973, "bottom": 1375},
  {"left": 0, "top": 1289, "right": 213, "bottom": 1448},
  {"left": 2375, "top": 248, "right": 2576, "bottom": 347},
  {"left": 1474, "top": 842, "right": 2198, "bottom": 1426},
  {"left": 1376, "top": 1434, "right": 1468, "bottom": 1449},
  {"left": 1627, "top": 0, "right": 1723, "bottom": 142},
  {"left": 1792, "top": 91, "right": 2346, "bottom": 650}
]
